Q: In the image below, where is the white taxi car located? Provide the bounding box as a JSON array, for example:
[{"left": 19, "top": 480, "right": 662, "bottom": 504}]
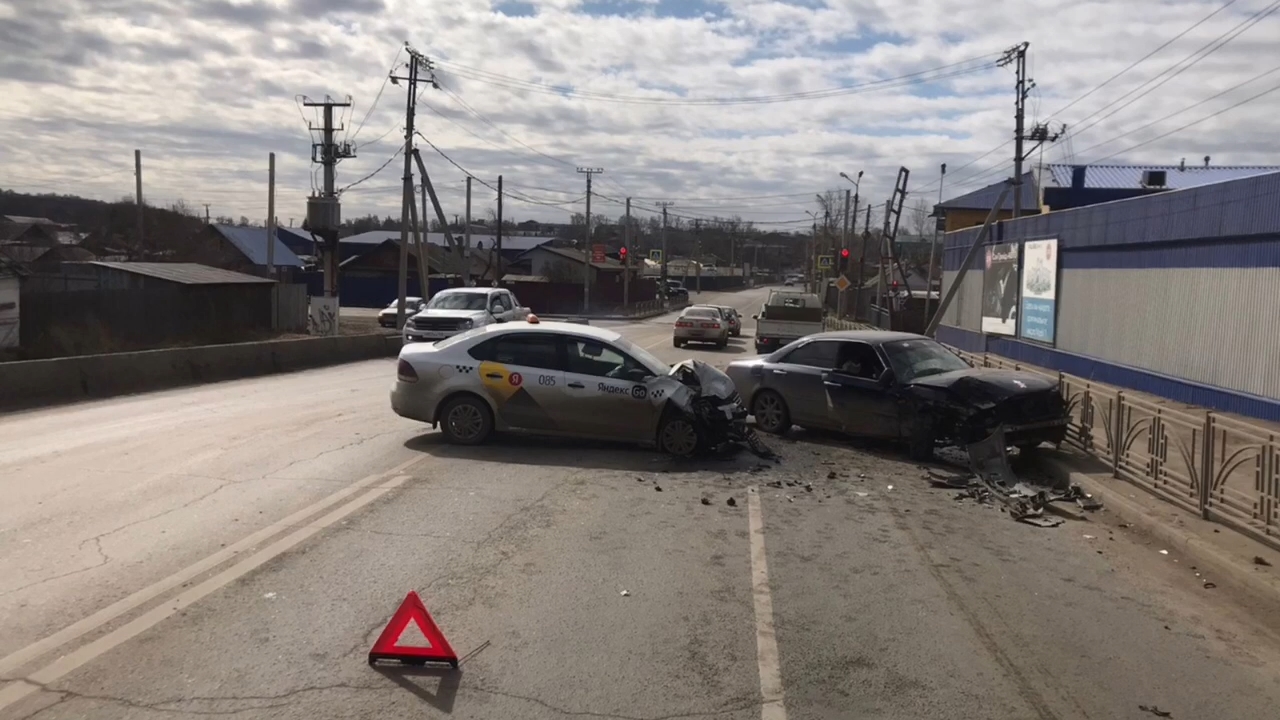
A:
[{"left": 391, "top": 319, "right": 737, "bottom": 455}]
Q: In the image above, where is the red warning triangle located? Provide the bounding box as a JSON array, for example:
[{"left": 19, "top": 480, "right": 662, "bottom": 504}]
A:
[{"left": 367, "top": 591, "right": 459, "bottom": 668}]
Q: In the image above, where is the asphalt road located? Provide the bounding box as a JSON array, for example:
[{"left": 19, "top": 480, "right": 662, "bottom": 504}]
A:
[{"left": 4, "top": 285, "right": 1280, "bottom": 719}]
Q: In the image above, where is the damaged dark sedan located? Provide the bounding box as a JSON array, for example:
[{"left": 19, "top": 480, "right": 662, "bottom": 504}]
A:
[{"left": 725, "top": 330, "right": 1069, "bottom": 460}]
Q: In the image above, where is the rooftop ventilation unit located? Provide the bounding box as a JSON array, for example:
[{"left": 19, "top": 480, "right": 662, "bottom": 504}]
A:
[{"left": 1141, "top": 170, "right": 1167, "bottom": 188}]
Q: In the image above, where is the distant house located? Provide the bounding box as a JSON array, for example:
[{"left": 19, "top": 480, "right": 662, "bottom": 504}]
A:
[
  {"left": 0, "top": 256, "right": 22, "bottom": 350},
  {"left": 339, "top": 230, "right": 556, "bottom": 264},
  {"left": 0, "top": 244, "right": 96, "bottom": 268},
  {"left": 934, "top": 172, "right": 1041, "bottom": 232},
  {"left": 202, "top": 224, "right": 304, "bottom": 277},
  {"left": 519, "top": 244, "right": 631, "bottom": 285}
]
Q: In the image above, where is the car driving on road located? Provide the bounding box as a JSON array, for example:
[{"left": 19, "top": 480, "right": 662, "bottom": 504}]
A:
[
  {"left": 378, "top": 297, "right": 426, "bottom": 327},
  {"left": 391, "top": 320, "right": 749, "bottom": 456},
  {"left": 707, "top": 305, "right": 742, "bottom": 337},
  {"left": 673, "top": 305, "right": 729, "bottom": 348},
  {"left": 403, "top": 287, "right": 530, "bottom": 344},
  {"left": 726, "top": 330, "right": 1069, "bottom": 460}
]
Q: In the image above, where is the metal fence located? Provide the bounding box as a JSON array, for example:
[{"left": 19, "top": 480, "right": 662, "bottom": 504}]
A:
[
  {"left": 947, "top": 346, "right": 1280, "bottom": 550},
  {"left": 272, "top": 284, "right": 309, "bottom": 332},
  {"left": 822, "top": 317, "right": 877, "bottom": 332}
]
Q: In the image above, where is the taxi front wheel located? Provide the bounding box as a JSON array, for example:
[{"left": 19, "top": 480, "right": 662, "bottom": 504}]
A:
[
  {"left": 439, "top": 395, "right": 493, "bottom": 446},
  {"left": 657, "top": 412, "right": 701, "bottom": 457}
]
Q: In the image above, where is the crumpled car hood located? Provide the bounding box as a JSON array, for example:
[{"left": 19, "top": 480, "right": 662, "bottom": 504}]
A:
[{"left": 908, "top": 368, "right": 1058, "bottom": 407}]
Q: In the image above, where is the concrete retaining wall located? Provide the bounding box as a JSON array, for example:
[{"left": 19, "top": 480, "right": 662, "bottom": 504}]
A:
[{"left": 0, "top": 334, "right": 401, "bottom": 412}]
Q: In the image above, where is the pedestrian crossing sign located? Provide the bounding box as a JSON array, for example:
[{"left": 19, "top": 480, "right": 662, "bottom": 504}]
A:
[
  {"left": 817, "top": 255, "right": 833, "bottom": 269},
  {"left": 649, "top": 249, "right": 663, "bottom": 262}
]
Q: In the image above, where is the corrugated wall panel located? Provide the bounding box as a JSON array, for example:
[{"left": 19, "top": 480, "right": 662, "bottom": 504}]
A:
[
  {"left": 1058, "top": 267, "right": 1280, "bottom": 399},
  {"left": 939, "top": 266, "right": 984, "bottom": 332}
]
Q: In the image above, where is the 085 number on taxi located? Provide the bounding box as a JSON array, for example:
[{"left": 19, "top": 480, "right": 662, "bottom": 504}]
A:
[{"left": 537, "top": 374, "right": 557, "bottom": 386}]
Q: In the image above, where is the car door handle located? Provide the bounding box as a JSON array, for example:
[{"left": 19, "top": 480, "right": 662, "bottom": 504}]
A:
[
  {"left": 484, "top": 372, "right": 503, "bottom": 379},
  {"left": 823, "top": 380, "right": 840, "bottom": 387},
  {"left": 568, "top": 382, "right": 585, "bottom": 389},
  {"left": 771, "top": 369, "right": 787, "bottom": 375}
]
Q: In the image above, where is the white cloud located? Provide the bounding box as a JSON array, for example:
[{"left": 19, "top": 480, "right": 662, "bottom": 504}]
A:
[{"left": 0, "top": 0, "right": 1276, "bottom": 228}]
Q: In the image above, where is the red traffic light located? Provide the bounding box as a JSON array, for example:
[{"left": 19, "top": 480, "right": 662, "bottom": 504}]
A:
[
  {"left": 840, "top": 248, "right": 850, "bottom": 259},
  {"left": 618, "top": 246, "right": 628, "bottom": 258}
]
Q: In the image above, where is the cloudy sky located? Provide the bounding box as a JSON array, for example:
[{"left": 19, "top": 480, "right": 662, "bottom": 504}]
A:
[{"left": 1, "top": 0, "right": 1277, "bottom": 230}]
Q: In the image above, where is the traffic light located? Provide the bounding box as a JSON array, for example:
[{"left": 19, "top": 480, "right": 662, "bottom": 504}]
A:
[
  {"left": 618, "top": 246, "right": 628, "bottom": 263},
  {"left": 840, "top": 247, "right": 850, "bottom": 259}
]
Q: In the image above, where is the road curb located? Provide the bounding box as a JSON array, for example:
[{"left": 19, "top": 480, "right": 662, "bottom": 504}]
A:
[
  {"left": 0, "top": 334, "right": 401, "bottom": 413},
  {"left": 1038, "top": 455, "right": 1280, "bottom": 600}
]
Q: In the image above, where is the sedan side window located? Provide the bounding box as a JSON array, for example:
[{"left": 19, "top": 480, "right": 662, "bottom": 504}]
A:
[
  {"left": 496, "top": 293, "right": 514, "bottom": 311},
  {"left": 565, "top": 339, "right": 645, "bottom": 379},
  {"left": 833, "top": 342, "right": 885, "bottom": 381},
  {"left": 781, "top": 340, "right": 839, "bottom": 369},
  {"left": 468, "top": 334, "right": 563, "bottom": 370}
]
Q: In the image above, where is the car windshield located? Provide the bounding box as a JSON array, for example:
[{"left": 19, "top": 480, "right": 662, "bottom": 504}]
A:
[
  {"left": 684, "top": 308, "right": 717, "bottom": 319},
  {"left": 610, "top": 335, "right": 670, "bottom": 375},
  {"left": 881, "top": 338, "right": 971, "bottom": 382},
  {"left": 384, "top": 298, "right": 422, "bottom": 309},
  {"left": 426, "top": 293, "right": 488, "bottom": 311}
]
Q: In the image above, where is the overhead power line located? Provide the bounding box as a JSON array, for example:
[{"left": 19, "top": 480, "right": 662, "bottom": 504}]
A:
[
  {"left": 1066, "top": 0, "right": 1280, "bottom": 141},
  {"left": 433, "top": 52, "right": 1002, "bottom": 106},
  {"left": 350, "top": 46, "right": 404, "bottom": 143},
  {"left": 337, "top": 147, "right": 402, "bottom": 194},
  {"left": 1046, "top": 0, "right": 1242, "bottom": 120},
  {"left": 1090, "top": 81, "right": 1280, "bottom": 163},
  {"left": 414, "top": 132, "right": 586, "bottom": 206},
  {"left": 1074, "top": 61, "right": 1280, "bottom": 161}
]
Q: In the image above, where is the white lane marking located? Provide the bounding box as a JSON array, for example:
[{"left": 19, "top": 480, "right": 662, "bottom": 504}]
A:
[
  {"left": 0, "top": 456, "right": 424, "bottom": 677},
  {"left": 747, "top": 487, "right": 787, "bottom": 720},
  {"left": 0, "top": 473, "right": 413, "bottom": 714}
]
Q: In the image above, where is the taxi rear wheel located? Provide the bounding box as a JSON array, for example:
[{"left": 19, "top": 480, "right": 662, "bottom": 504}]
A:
[
  {"left": 439, "top": 395, "right": 493, "bottom": 445},
  {"left": 657, "top": 413, "right": 701, "bottom": 457}
]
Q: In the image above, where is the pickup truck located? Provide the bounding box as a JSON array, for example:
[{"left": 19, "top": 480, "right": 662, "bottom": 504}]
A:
[
  {"left": 752, "top": 289, "right": 825, "bottom": 354},
  {"left": 403, "top": 287, "right": 531, "bottom": 344}
]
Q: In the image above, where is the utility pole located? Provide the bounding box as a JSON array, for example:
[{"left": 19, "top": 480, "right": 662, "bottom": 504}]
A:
[
  {"left": 303, "top": 94, "right": 354, "bottom": 328},
  {"left": 694, "top": 219, "right": 702, "bottom": 294},
  {"left": 496, "top": 175, "right": 504, "bottom": 285},
  {"left": 417, "top": 180, "right": 430, "bottom": 295},
  {"left": 576, "top": 166, "right": 603, "bottom": 313},
  {"left": 925, "top": 163, "right": 947, "bottom": 324},
  {"left": 203, "top": 204, "right": 211, "bottom": 224},
  {"left": 134, "top": 149, "right": 144, "bottom": 253},
  {"left": 623, "top": 197, "right": 631, "bottom": 309},
  {"left": 999, "top": 42, "right": 1058, "bottom": 220},
  {"left": 389, "top": 43, "right": 438, "bottom": 325},
  {"left": 465, "top": 177, "right": 473, "bottom": 286},
  {"left": 266, "top": 152, "right": 276, "bottom": 278},
  {"left": 852, "top": 204, "right": 871, "bottom": 321},
  {"left": 657, "top": 201, "right": 673, "bottom": 301}
]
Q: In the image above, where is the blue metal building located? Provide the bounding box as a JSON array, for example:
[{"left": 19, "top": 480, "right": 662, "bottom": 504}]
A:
[{"left": 937, "top": 171, "right": 1280, "bottom": 421}]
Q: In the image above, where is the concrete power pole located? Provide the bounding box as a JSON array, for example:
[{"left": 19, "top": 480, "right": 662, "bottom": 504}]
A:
[
  {"left": 576, "top": 167, "right": 603, "bottom": 313},
  {"left": 623, "top": 197, "right": 631, "bottom": 309},
  {"left": 389, "top": 44, "right": 438, "bottom": 325},
  {"left": 657, "top": 202, "right": 673, "bottom": 302},
  {"left": 134, "top": 149, "right": 144, "bottom": 254},
  {"left": 465, "top": 177, "right": 473, "bottom": 286},
  {"left": 267, "top": 152, "right": 276, "bottom": 278},
  {"left": 303, "top": 95, "right": 354, "bottom": 323},
  {"left": 1000, "top": 42, "right": 1033, "bottom": 219},
  {"left": 925, "top": 163, "right": 947, "bottom": 324},
  {"left": 496, "top": 175, "right": 504, "bottom": 285},
  {"left": 203, "top": 204, "right": 211, "bottom": 224}
]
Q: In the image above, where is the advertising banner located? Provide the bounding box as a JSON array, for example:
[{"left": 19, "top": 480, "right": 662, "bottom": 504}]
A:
[
  {"left": 1019, "top": 238, "right": 1058, "bottom": 344},
  {"left": 981, "top": 242, "right": 1020, "bottom": 336}
]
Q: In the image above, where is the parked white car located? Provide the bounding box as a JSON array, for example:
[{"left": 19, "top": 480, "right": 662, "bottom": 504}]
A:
[{"left": 403, "top": 288, "right": 531, "bottom": 344}]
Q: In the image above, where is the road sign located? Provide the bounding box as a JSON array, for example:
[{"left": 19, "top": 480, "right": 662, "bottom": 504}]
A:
[
  {"left": 817, "top": 255, "right": 833, "bottom": 269},
  {"left": 649, "top": 249, "right": 663, "bottom": 262},
  {"left": 591, "top": 244, "right": 605, "bottom": 263},
  {"left": 834, "top": 275, "right": 851, "bottom": 292},
  {"left": 368, "top": 591, "right": 459, "bottom": 668}
]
